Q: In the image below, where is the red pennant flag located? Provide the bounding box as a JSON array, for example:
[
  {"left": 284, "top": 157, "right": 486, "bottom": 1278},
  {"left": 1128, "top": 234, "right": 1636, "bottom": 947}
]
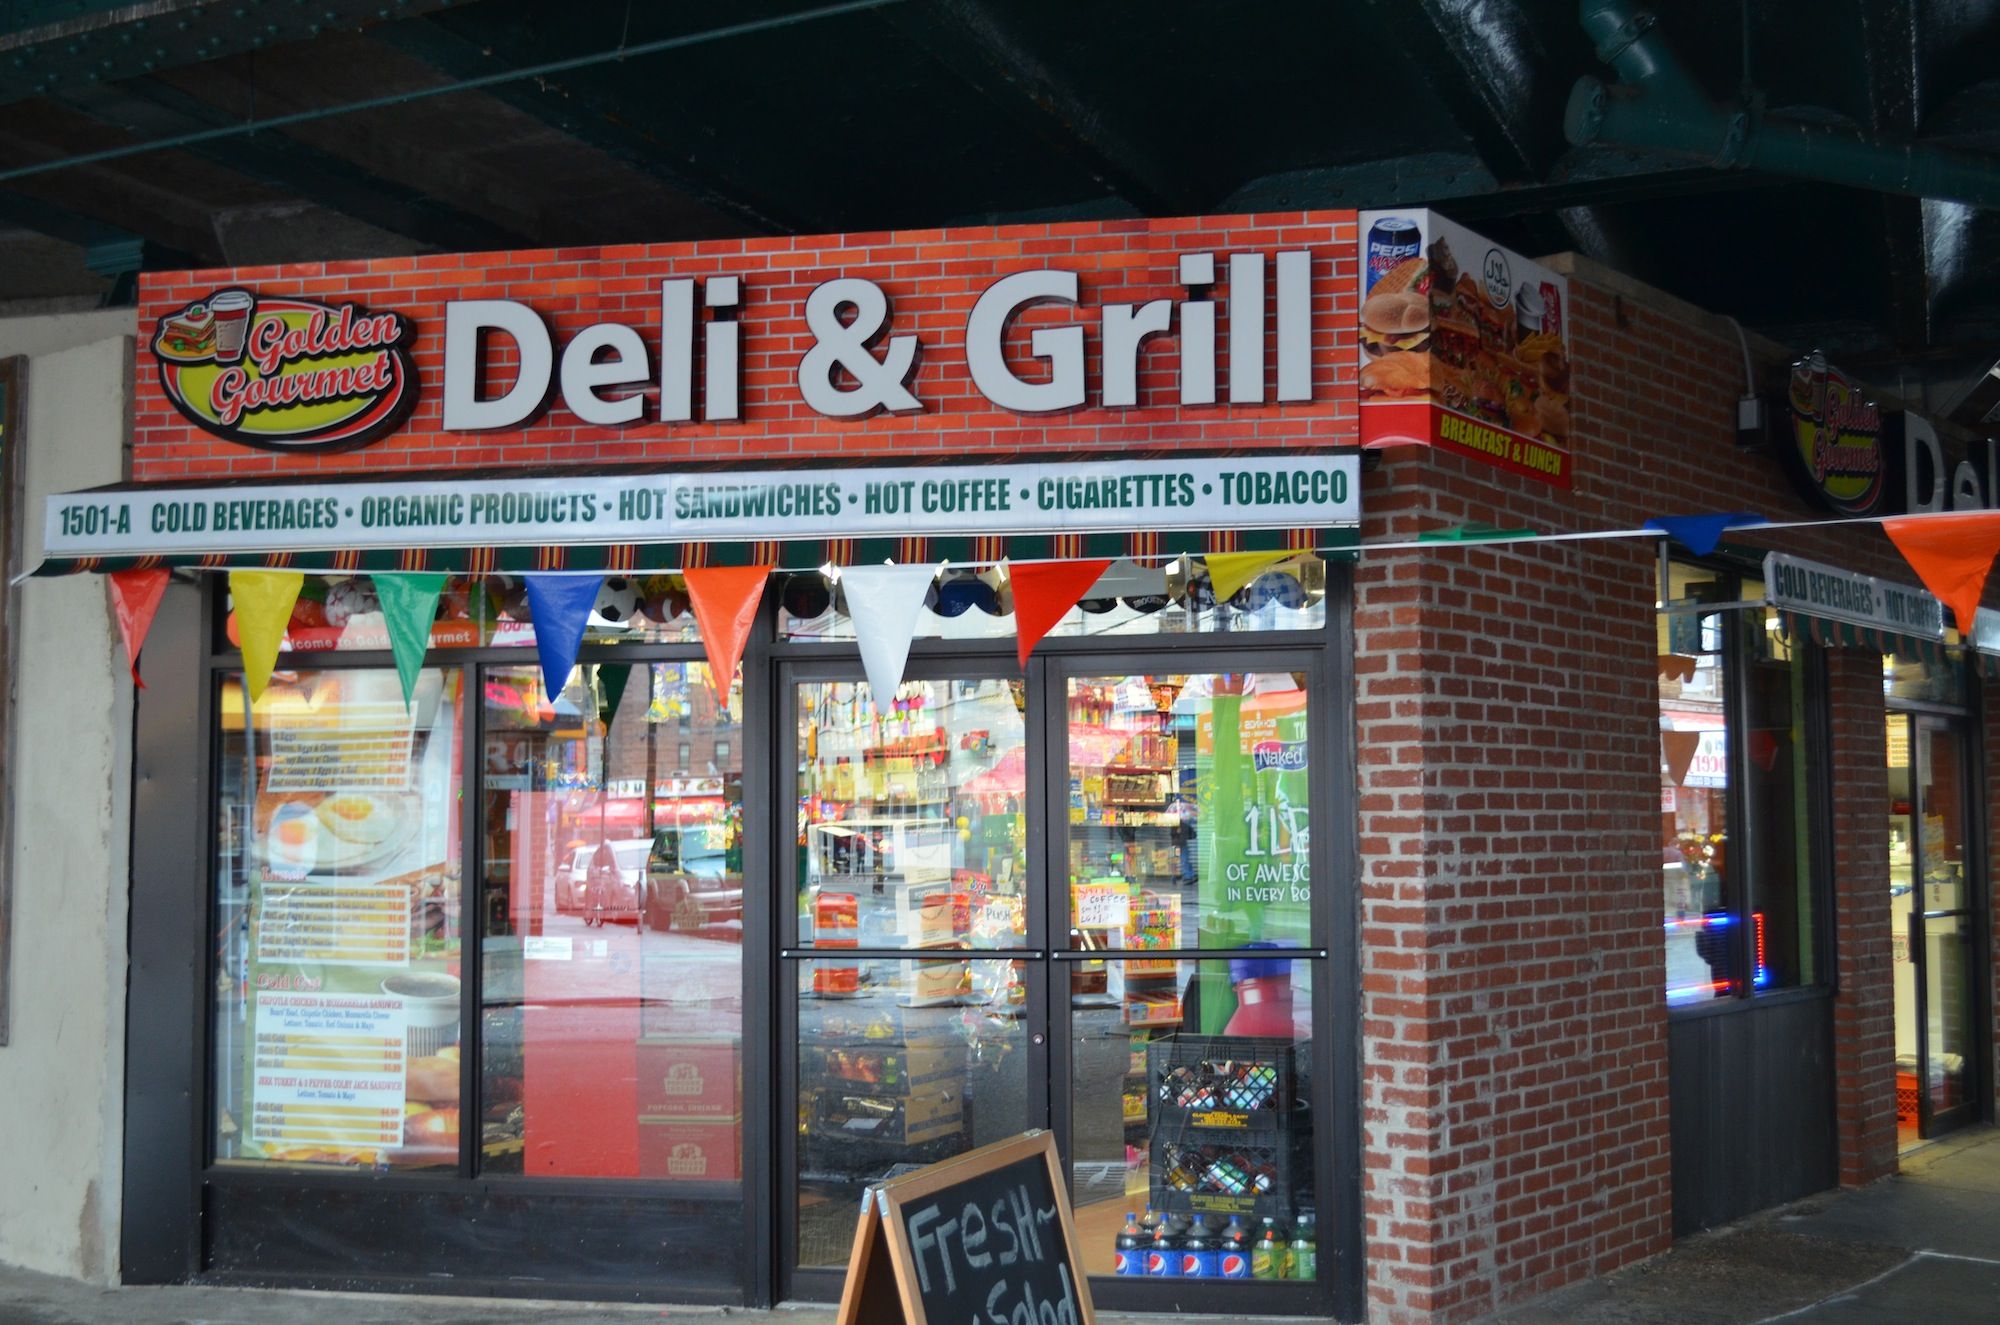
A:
[
  {"left": 1007, "top": 559, "right": 1112, "bottom": 669},
  {"left": 108, "top": 568, "right": 171, "bottom": 688},
  {"left": 684, "top": 565, "right": 771, "bottom": 700},
  {"left": 1881, "top": 512, "right": 2000, "bottom": 635}
]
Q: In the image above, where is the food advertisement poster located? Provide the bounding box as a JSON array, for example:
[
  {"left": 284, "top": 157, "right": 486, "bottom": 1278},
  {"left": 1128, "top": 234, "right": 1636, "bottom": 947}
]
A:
[
  {"left": 1357, "top": 209, "right": 1573, "bottom": 487},
  {"left": 232, "top": 671, "right": 464, "bottom": 1167},
  {"left": 1195, "top": 685, "right": 1311, "bottom": 952}
]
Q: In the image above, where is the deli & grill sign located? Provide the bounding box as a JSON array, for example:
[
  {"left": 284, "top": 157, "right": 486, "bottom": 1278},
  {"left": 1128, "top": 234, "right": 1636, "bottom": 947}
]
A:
[
  {"left": 149, "top": 246, "right": 1327, "bottom": 451},
  {"left": 43, "top": 454, "right": 1358, "bottom": 560}
]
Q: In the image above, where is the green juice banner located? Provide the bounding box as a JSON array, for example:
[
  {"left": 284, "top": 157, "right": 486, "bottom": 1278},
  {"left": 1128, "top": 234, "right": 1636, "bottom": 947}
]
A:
[{"left": 1195, "top": 685, "right": 1311, "bottom": 1029}]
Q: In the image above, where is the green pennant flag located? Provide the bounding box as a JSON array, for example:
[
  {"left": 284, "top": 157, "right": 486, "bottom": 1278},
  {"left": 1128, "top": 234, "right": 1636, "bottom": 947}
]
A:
[
  {"left": 597, "top": 663, "right": 633, "bottom": 732},
  {"left": 373, "top": 573, "right": 447, "bottom": 709},
  {"left": 1417, "top": 522, "right": 1543, "bottom": 543}
]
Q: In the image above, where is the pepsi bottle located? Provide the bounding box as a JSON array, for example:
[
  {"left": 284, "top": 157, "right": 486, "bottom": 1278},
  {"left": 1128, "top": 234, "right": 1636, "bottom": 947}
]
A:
[
  {"left": 1179, "top": 1215, "right": 1217, "bottom": 1278},
  {"left": 1114, "top": 1212, "right": 1144, "bottom": 1276},
  {"left": 1145, "top": 1224, "right": 1181, "bottom": 1277},
  {"left": 1218, "top": 1216, "right": 1252, "bottom": 1279},
  {"left": 1138, "top": 1204, "right": 1164, "bottom": 1236}
]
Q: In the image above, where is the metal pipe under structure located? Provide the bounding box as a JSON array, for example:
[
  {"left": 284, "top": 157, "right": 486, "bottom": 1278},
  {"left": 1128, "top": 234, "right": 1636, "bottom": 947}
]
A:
[{"left": 1565, "top": 0, "right": 2000, "bottom": 209}]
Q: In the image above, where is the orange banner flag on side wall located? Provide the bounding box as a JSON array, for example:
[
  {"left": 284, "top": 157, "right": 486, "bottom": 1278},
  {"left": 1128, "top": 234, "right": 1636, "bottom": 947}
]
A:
[
  {"left": 683, "top": 565, "right": 771, "bottom": 700},
  {"left": 107, "top": 568, "right": 170, "bottom": 688},
  {"left": 1007, "top": 559, "right": 1112, "bottom": 669},
  {"left": 1881, "top": 512, "right": 2000, "bottom": 634},
  {"left": 228, "top": 570, "right": 303, "bottom": 704}
]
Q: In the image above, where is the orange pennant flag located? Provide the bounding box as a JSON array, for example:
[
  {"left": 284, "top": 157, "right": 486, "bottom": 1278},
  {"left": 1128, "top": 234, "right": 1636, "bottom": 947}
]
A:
[
  {"left": 1881, "top": 512, "right": 2000, "bottom": 635},
  {"left": 108, "top": 568, "right": 170, "bottom": 688},
  {"left": 1007, "top": 559, "right": 1112, "bottom": 669},
  {"left": 683, "top": 565, "right": 771, "bottom": 700}
]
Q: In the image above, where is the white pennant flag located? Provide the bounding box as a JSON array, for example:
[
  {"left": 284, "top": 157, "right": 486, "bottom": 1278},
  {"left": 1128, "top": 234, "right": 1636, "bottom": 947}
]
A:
[{"left": 840, "top": 564, "right": 940, "bottom": 717}]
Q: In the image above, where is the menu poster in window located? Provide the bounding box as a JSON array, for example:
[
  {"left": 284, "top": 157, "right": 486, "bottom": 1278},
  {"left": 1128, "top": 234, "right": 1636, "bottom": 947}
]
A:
[
  {"left": 235, "top": 670, "right": 464, "bottom": 1168},
  {"left": 1196, "top": 683, "right": 1311, "bottom": 956}
]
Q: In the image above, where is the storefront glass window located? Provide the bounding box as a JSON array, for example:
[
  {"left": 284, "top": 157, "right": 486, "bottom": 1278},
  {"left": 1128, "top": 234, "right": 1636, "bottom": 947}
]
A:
[
  {"left": 211, "top": 667, "right": 465, "bottom": 1170},
  {"left": 1742, "top": 588, "right": 1815, "bottom": 991},
  {"left": 1659, "top": 565, "right": 1738, "bottom": 1005},
  {"left": 795, "top": 678, "right": 1028, "bottom": 950},
  {"left": 1883, "top": 654, "right": 1966, "bottom": 706},
  {"left": 478, "top": 661, "right": 743, "bottom": 1180},
  {"left": 780, "top": 555, "right": 1327, "bottom": 642},
  {"left": 1069, "top": 957, "right": 1318, "bottom": 1282},
  {"left": 792, "top": 956, "right": 1029, "bottom": 1270},
  {"left": 222, "top": 573, "right": 702, "bottom": 654},
  {"left": 1066, "top": 673, "right": 1310, "bottom": 951}
]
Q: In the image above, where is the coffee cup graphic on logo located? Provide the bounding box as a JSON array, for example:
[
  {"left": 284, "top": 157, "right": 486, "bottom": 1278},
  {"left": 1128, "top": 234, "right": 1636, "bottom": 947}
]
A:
[
  {"left": 383, "top": 972, "right": 460, "bottom": 1058},
  {"left": 209, "top": 289, "right": 256, "bottom": 364}
]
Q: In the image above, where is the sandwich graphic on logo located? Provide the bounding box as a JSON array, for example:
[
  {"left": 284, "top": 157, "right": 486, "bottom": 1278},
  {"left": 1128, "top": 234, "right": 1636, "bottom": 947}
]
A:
[{"left": 155, "top": 302, "right": 217, "bottom": 361}]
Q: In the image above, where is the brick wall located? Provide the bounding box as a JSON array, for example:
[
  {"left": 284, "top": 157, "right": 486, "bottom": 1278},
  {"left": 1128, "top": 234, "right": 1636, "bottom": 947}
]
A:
[
  {"left": 132, "top": 213, "right": 1359, "bottom": 481},
  {"left": 1351, "top": 267, "right": 1934, "bottom": 1323}
]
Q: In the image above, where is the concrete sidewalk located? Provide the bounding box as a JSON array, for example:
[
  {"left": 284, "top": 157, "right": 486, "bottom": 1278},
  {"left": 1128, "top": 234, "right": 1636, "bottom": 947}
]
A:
[
  {"left": 2, "top": 1132, "right": 1996, "bottom": 1325},
  {"left": 1491, "top": 1126, "right": 2000, "bottom": 1324}
]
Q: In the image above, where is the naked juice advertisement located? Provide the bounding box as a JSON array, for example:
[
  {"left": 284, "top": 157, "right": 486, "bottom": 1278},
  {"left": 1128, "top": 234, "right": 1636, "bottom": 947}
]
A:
[{"left": 1356, "top": 210, "right": 1573, "bottom": 487}]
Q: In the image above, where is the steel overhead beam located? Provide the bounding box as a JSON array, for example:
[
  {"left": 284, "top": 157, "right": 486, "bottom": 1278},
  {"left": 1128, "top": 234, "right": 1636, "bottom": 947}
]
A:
[
  {"left": 56, "top": 76, "right": 532, "bottom": 253},
  {"left": 0, "top": 0, "right": 488, "bottom": 106},
  {"left": 371, "top": 14, "right": 801, "bottom": 236},
  {"left": 1857, "top": 0, "right": 1932, "bottom": 349},
  {"left": 1367, "top": 0, "right": 1559, "bottom": 184},
  {"left": 881, "top": 0, "right": 1201, "bottom": 217}
]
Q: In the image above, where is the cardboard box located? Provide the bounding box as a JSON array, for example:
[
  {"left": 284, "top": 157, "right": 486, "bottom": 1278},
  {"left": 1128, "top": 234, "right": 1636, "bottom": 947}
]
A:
[
  {"left": 904, "top": 958, "right": 969, "bottom": 1006},
  {"left": 637, "top": 1115, "right": 742, "bottom": 1181},
  {"left": 636, "top": 1035, "right": 741, "bottom": 1119}
]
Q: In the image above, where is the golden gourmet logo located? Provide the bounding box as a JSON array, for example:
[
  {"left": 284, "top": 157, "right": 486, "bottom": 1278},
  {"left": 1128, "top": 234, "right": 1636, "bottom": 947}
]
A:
[
  {"left": 150, "top": 287, "right": 417, "bottom": 452},
  {"left": 1786, "top": 352, "right": 1883, "bottom": 515}
]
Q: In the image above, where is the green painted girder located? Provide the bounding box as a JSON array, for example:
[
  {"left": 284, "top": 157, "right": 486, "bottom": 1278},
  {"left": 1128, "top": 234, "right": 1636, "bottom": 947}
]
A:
[
  {"left": 56, "top": 75, "right": 535, "bottom": 252},
  {"left": 0, "top": 0, "right": 484, "bottom": 106},
  {"left": 373, "top": 10, "right": 810, "bottom": 235}
]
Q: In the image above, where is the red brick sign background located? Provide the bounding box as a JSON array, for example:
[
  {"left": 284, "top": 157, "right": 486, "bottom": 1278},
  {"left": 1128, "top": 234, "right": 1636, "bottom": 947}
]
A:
[{"left": 133, "top": 213, "right": 1360, "bottom": 483}]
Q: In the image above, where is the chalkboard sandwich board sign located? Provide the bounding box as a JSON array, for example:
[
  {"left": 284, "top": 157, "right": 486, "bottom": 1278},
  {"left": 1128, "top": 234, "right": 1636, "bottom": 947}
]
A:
[{"left": 836, "top": 1130, "right": 1095, "bottom": 1325}]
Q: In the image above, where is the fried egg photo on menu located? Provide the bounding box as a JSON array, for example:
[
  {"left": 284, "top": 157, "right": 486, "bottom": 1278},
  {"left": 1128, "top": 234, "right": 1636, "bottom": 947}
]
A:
[{"left": 313, "top": 793, "right": 408, "bottom": 847}]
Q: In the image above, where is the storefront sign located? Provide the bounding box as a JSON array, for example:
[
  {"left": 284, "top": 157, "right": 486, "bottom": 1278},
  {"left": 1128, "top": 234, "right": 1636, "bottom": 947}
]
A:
[
  {"left": 1356, "top": 209, "right": 1573, "bottom": 487},
  {"left": 1764, "top": 551, "right": 1945, "bottom": 639},
  {"left": 150, "top": 287, "right": 417, "bottom": 452},
  {"left": 1774, "top": 352, "right": 1884, "bottom": 515},
  {"left": 43, "top": 454, "right": 1358, "bottom": 560}
]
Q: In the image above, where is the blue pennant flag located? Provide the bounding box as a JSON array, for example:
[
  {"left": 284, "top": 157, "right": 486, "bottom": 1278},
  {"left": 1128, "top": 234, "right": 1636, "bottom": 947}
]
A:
[
  {"left": 1645, "top": 512, "right": 1767, "bottom": 557},
  {"left": 524, "top": 575, "right": 603, "bottom": 705}
]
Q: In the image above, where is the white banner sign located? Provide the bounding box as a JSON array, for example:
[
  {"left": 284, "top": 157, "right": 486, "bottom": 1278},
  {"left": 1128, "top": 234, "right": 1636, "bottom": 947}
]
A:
[
  {"left": 1764, "top": 552, "right": 1944, "bottom": 640},
  {"left": 42, "top": 454, "right": 1358, "bottom": 561}
]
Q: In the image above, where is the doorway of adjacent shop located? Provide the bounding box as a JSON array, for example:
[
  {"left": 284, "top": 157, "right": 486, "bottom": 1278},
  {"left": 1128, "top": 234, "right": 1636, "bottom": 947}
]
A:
[
  {"left": 1886, "top": 709, "right": 1982, "bottom": 1146},
  {"left": 774, "top": 649, "right": 1347, "bottom": 1316}
]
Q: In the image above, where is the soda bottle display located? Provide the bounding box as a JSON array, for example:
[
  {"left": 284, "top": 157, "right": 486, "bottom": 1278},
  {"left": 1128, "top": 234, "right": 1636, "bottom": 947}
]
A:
[
  {"left": 1290, "top": 1214, "right": 1317, "bottom": 1282},
  {"left": 1138, "top": 1203, "right": 1164, "bottom": 1236},
  {"left": 1218, "top": 1216, "right": 1252, "bottom": 1279},
  {"left": 1115, "top": 1212, "right": 1144, "bottom": 1276},
  {"left": 1179, "top": 1215, "right": 1216, "bottom": 1278},
  {"left": 1145, "top": 1224, "right": 1181, "bottom": 1277},
  {"left": 1251, "top": 1218, "right": 1284, "bottom": 1279}
]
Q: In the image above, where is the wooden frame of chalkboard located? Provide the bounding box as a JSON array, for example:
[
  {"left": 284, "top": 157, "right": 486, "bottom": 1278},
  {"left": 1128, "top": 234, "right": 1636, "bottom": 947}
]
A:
[{"left": 836, "top": 1130, "right": 1096, "bottom": 1325}]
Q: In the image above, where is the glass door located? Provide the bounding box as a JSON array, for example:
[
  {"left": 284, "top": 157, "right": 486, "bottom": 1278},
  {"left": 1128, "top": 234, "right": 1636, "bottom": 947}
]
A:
[
  {"left": 777, "top": 655, "right": 1339, "bottom": 1315},
  {"left": 1052, "top": 662, "right": 1329, "bottom": 1313},
  {"left": 1889, "top": 712, "right": 1981, "bottom": 1143},
  {"left": 780, "top": 663, "right": 1045, "bottom": 1293},
  {"left": 1910, "top": 717, "right": 1978, "bottom": 1137}
]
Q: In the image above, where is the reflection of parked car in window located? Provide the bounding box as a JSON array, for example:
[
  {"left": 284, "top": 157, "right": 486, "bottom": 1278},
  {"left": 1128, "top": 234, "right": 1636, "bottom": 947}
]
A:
[
  {"left": 582, "top": 838, "right": 652, "bottom": 927},
  {"left": 644, "top": 826, "right": 743, "bottom": 932},
  {"left": 554, "top": 844, "right": 594, "bottom": 913}
]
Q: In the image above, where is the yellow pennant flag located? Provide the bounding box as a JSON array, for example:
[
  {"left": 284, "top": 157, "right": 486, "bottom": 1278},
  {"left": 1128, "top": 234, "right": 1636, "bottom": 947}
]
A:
[
  {"left": 229, "top": 570, "right": 303, "bottom": 705},
  {"left": 1204, "top": 549, "right": 1298, "bottom": 604}
]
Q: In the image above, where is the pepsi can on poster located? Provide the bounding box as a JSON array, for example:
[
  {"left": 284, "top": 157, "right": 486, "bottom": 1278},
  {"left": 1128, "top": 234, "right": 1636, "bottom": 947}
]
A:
[{"left": 1366, "top": 216, "right": 1422, "bottom": 291}]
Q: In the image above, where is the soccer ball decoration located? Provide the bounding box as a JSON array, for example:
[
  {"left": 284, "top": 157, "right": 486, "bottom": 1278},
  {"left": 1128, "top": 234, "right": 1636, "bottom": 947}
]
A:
[
  {"left": 592, "top": 576, "right": 640, "bottom": 627},
  {"left": 324, "top": 577, "right": 381, "bottom": 626}
]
